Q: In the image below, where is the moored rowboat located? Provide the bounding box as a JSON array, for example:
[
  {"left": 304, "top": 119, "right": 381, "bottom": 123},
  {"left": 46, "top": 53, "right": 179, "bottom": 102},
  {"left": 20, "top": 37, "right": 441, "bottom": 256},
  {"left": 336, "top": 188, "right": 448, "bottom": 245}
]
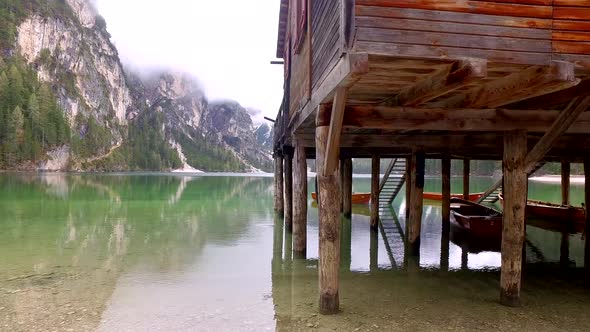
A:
[
  {"left": 498, "top": 194, "right": 585, "bottom": 229},
  {"left": 450, "top": 198, "right": 503, "bottom": 238},
  {"left": 423, "top": 192, "right": 484, "bottom": 202},
  {"left": 311, "top": 192, "right": 371, "bottom": 205}
]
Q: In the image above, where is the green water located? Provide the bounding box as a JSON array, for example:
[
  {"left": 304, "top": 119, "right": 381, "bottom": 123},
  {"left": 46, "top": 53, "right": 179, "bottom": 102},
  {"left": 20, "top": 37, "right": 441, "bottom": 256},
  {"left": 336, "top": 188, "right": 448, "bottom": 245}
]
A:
[{"left": 0, "top": 173, "right": 588, "bottom": 331}]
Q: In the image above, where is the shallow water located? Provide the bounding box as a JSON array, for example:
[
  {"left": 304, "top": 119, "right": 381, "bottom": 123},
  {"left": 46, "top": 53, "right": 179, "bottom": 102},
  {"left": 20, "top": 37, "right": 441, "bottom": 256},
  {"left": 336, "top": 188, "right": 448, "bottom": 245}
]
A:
[{"left": 0, "top": 173, "right": 588, "bottom": 331}]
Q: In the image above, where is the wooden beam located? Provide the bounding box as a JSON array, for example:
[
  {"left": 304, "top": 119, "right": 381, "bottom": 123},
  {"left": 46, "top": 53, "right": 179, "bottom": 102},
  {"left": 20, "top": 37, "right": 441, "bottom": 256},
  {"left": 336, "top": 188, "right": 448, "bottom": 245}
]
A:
[
  {"left": 316, "top": 111, "right": 341, "bottom": 315},
  {"left": 501, "top": 130, "right": 528, "bottom": 307},
  {"left": 407, "top": 149, "right": 425, "bottom": 256},
  {"left": 275, "top": 155, "right": 284, "bottom": 215},
  {"left": 524, "top": 97, "right": 590, "bottom": 174},
  {"left": 437, "top": 62, "right": 580, "bottom": 109},
  {"left": 293, "top": 143, "right": 308, "bottom": 259},
  {"left": 442, "top": 156, "right": 451, "bottom": 227},
  {"left": 463, "top": 159, "right": 470, "bottom": 200},
  {"left": 284, "top": 153, "right": 294, "bottom": 232},
  {"left": 323, "top": 88, "right": 349, "bottom": 176},
  {"left": 290, "top": 53, "right": 369, "bottom": 133},
  {"left": 505, "top": 78, "right": 590, "bottom": 110},
  {"left": 562, "top": 161, "right": 570, "bottom": 206},
  {"left": 342, "top": 158, "right": 353, "bottom": 218},
  {"left": 341, "top": 105, "right": 590, "bottom": 134},
  {"left": 371, "top": 154, "right": 380, "bottom": 231},
  {"left": 383, "top": 59, "right": 487, "bottom": 107}
]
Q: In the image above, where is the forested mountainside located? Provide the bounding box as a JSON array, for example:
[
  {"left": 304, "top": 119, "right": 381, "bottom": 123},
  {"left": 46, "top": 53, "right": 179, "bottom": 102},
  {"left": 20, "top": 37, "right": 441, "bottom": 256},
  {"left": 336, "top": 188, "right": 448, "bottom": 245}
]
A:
[{"left": 0, "top": 0, "right": 273, "bottom": 172}]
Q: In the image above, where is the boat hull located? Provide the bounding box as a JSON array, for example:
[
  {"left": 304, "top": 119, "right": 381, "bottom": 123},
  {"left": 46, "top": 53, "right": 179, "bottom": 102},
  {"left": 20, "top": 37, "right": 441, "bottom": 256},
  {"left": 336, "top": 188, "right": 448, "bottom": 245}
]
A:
[
  {"left": 311, "top": 192, "right": 371, "bottom": 205},
  {"left": 423, "top": 192, "right": 484, "bottom": 202},
  {"left": 450, "top": 198, "right": 503, "bottom": 239}
]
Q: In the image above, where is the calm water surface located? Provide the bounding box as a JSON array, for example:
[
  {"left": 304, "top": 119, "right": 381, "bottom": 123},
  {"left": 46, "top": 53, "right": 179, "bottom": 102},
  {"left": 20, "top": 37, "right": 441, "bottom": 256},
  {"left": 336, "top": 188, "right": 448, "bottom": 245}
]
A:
[{"left": 0, "top": 173, "right": 589, "bottom": 331}]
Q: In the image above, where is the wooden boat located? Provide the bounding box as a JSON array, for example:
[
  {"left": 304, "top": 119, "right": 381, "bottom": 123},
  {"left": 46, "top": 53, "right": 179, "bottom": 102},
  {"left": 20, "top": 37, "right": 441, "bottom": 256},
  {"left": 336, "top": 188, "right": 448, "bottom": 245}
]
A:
[
  {"left": 423, "top": 192, "right": 484, "bottom": 202},
  {"left": 311, "top": 192, "right": 371, "bottom": 205},
  {"left": 450, "top": 198, "right": 503, "bottom": 239},
  {"left": 498, "top": 194, "right": 585, "bottom": 231}
]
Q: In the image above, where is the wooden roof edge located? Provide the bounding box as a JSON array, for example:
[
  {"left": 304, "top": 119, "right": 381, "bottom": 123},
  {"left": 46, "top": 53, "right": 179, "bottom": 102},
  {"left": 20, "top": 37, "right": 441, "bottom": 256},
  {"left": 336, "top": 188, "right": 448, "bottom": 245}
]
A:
[{"left": 276, "top": 0, "right": 289, "bottom": 59}]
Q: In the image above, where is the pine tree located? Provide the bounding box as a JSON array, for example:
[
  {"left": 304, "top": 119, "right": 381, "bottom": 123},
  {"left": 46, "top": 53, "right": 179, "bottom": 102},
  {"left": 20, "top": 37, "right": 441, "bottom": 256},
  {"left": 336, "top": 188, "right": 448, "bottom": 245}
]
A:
[{"left": 4, "top": 105, "right": 24, "bottom": 165}]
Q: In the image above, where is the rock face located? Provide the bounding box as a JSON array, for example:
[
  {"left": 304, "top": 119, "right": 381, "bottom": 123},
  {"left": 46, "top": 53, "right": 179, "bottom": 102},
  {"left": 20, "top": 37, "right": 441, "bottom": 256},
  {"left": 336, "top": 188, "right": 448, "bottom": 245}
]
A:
[
  {"left": 9, "top": 0, "right": 272, "bottom": 172},
  {"left": 16, "top": 0, "right": 132, "bottom": 142},
  {"left": 130, "top": 71, "right": 273, "bottom": 172}
]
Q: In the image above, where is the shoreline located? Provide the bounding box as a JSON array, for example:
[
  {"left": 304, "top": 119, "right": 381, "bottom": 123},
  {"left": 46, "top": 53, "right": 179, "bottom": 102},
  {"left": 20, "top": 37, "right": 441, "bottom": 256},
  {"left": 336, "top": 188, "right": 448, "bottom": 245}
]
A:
[{"left": 530, "top": 175, "right": 585, "bottom": 184}]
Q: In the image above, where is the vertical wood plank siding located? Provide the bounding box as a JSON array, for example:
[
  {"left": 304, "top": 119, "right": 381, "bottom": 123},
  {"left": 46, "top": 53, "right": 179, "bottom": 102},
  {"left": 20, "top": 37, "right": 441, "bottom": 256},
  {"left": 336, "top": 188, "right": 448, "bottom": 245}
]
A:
[{"left": 312, "top": 0, "right": 342, "bottom": 90}]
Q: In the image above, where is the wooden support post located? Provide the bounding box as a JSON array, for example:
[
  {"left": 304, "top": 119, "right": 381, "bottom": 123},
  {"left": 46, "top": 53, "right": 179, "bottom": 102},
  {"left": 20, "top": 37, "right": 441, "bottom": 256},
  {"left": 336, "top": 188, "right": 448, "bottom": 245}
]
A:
[
  {"left": 560, "top": 231, "right": 570, "bottom": 268},
  {"left": 405, "top": 157, "right": 412, "bottom": 219},
  {"left": 408, "top": 150, "right": 425, "bottom": 257},
  {"left": 342, "top": 158, "right": 353, "bottom": 218},
  {"left": 340, "top": 159, "right": 345, "bottom": 212},
  {"left": 274, "top": 155, "right": 284, "bottom": 215},
  {"left": 316, "top": 106, "right": 341, "bottom": 315},
  {"left": 293, "top": 143, "right": 308, "bottom": 259},
  {"left": 461, "top": 247, "right": 469, "bottom": 271},
  {"left": 371, "top": 154, "right": 380, "bottom": 231},
  {"left": 370, "top": 230, "right": 378, "bottom": 272},
  {"left": 562, "top": 161, "right": 570, "bottom": 206},
  {"left": 440, "top": 229, "right": 450, "bottom": 272},
  {"left": 463, "top": 159, "right": 470, "bottom": 200},
  {"left": 585, "top": 159, "right": 590, "bottom": 275},
  {"left": 272, "top": 215, "right": 284, "bottom": 272},
  {"left": 284, "top": 152, "right": 293, "bottom": 232},
  {"left": 442, "top": 156, "right": 451, "bottom": 229},
  {"left": 340, "top": 215, "right": 352, "bottom": 272},
  {"left": 501, "top": 130, "right": 528, "bottom": 307}
]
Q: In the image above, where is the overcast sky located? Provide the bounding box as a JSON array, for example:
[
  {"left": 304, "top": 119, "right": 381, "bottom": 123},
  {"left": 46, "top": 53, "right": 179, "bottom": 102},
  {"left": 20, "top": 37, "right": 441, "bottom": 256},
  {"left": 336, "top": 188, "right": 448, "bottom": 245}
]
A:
[{"left": 94, "top": 0, "right": 284, "bottom": 124}]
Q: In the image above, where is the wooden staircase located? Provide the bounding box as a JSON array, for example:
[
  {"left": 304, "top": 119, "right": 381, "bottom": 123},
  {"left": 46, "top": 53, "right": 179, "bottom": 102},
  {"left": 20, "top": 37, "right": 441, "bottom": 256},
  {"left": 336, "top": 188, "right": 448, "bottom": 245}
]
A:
[
  {"left": 476, "top": 161, "right": 547, "bottom": 204},
  {"left": 378, "top": 158, "right": 407, "bottom": 207},
  {"left": 377, "top": 158, "right": 408, "bottom": 268}
]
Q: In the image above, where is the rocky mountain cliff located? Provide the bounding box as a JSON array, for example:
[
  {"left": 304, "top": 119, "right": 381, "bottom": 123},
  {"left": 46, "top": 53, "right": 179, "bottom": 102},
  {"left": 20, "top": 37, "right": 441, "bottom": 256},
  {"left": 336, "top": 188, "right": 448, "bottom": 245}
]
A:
[{"left": 0, "top": 0, "right": 272, "bottom": 172}]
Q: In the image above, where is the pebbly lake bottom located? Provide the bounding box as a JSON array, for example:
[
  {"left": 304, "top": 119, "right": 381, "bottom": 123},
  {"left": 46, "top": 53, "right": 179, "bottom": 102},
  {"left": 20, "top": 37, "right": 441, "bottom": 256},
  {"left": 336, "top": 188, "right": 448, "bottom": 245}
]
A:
[{"left": 0, "top": 173, "right": 589, "bottom": 331}]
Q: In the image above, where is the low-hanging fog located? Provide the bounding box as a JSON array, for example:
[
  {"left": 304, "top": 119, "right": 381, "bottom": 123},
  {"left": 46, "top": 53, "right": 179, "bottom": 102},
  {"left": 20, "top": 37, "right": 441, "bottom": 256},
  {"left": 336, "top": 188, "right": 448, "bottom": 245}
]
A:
[{"left": 94, "top": 0, "right": 284, "bottom": 124}]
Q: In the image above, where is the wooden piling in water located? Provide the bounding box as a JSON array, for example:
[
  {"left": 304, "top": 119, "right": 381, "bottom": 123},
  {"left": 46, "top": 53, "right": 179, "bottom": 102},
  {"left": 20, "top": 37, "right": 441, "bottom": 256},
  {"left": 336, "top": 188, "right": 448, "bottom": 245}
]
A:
[
  {"left": 284, "top": 151, "right": 293, "bottom": 232},
  {"left": 316, "top": 106, "right": 341, "bottom": 315},
  {"left": 442, "top": 156, "right": 451, "bottom": 228},
  {"left": 371, "top": 154, "right": 380, "bottom": 231},
  {"left": 274, "top": 155, "right": 284, "bottom": 216},
  {"left": 562, "top": 161, "right": 570, "bottom": 206},
  {"left": 585, "top": 159, "right": 590, "bottom": 275},
  {"left": 463, "top": 159, "right": 470, "bottom": 200},
  {"left": 500, "top": 130, "right": 527, "bottom": 307},
  {"left": 293, "top": 143, "right": 308, "bottom": 259},
  {"left": 342, "top": 158, "right": 353, "bottom": 218},
  {"left": 370, "top": 230, "right": 379, "bottom": 272},
  {"left": 405, "top": 157, "right": 412, "bottom": 219},
  {"left": 408, "top": 150, "right": 425, "bottom": 256}
]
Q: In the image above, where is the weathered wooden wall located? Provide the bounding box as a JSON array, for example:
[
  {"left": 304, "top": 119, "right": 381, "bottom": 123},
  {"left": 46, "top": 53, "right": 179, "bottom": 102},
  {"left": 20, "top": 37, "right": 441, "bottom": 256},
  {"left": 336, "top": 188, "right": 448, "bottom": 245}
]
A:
[
  {"left": 353, "top": 0, "right": 590, "bottom": 66},
  {"left": 553, "top": 0, "right": 590, "bottom": 64},
  {"left": 312, "top": 0, "right": 342, "bottom": 90},
  {"left": 288, "top": 2, "right": 311, "bottom": 117}
]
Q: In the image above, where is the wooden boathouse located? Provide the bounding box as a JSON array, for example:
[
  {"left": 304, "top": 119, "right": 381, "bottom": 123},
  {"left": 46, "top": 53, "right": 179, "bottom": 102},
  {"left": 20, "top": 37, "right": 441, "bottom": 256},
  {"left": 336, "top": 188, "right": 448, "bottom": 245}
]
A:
[{"left": 272, "top": 0, "right": 590, "bottom": 314}]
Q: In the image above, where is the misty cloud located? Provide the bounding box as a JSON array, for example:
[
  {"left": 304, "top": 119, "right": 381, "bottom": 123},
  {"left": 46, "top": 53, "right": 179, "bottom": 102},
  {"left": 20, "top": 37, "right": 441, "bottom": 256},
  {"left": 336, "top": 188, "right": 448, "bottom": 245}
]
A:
[{"left": 94, "top": 0, "right": 284, "bottom": 121}]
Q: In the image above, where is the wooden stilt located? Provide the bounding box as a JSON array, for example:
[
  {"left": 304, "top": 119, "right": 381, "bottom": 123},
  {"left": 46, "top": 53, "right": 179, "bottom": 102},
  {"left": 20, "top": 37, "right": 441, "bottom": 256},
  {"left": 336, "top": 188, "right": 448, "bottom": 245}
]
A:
[
  {"left": 560, "top": 231, "right": 570, "bottom": 268},
  {"left": 371, "top": 154, "right": 380, "bottom": 231},
  {"left": 293, "top": 143, "right": 308, "bottom": 259},
  {"left": 500, "top": 130, "right": 528, "bottom": 307},
  {"left": 340, "top": 159, "right": 345, "bottom": 212},
  {"left": 342, "top": 158, "right": 353, "bottom": 218},
  {"left": 316, "top": 106, "right": 341, "bottom": 315},
  {"left": 585, "top": 159, "right": 590, "bottom": 275},
  {"left": 461, "top": 247, "right": 469, "bottom": 270},
  {"left": 442, "top": 156, "right": 451, "bottom": 228},
  {"left": 273, "top": 216, "right": 284, "bottom": 269},
  {"left": 340, "top": 216, "right": 352, "bottom": 272},
  {"left": 274, "top": 155, "right": 284, "bottom": 215},
  {"left": 440, "top": 230, "right": 450, "bottom": 272},
  {"left": 284, "top": 151, "right": 293, "bottom": 232},
  {"left": 463, "top": 159, "right": 470, "bottom": 200},
  {"left": 405, "top": 157, "right": 412, "bottom": 219},
  {"left": 408, "top": 150, "right": 425, "bottom": 256},
  {"left": 562, "top": 161, "right": 570, "bottom": 206},
  {"left": 370, "top": 230, "right": 378, "bottom": 272}
]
